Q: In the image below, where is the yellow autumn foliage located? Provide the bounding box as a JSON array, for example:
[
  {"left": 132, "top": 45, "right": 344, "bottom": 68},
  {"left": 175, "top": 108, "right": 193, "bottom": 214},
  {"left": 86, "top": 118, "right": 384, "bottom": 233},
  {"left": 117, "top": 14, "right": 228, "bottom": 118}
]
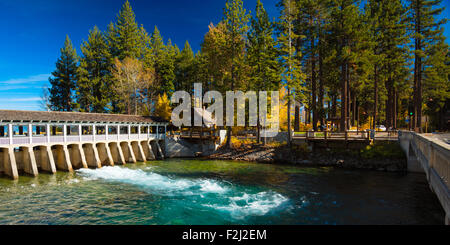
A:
[{"left": 154, "top": 93, "right": 172, "bottom": 121}]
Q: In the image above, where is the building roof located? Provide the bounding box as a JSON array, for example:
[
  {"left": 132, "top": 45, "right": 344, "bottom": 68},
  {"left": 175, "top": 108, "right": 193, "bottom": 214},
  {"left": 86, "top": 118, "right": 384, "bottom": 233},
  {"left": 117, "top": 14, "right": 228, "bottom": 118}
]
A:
[{"left": 0, "top": 110, "right": 168, "bottom": 124}]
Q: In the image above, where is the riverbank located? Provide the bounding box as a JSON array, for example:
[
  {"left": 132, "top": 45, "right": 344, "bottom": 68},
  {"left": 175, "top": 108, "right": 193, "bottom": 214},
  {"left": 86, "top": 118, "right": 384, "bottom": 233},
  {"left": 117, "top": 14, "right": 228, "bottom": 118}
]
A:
[{"left": 208, "top": 142, "right": 407, "bottom": 172}]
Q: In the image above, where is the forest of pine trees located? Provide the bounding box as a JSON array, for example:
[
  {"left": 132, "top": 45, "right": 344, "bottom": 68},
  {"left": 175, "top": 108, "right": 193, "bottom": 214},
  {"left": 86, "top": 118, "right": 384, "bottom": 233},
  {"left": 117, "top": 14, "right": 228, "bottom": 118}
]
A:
[{"left": 46, "top": 0, "right": 449, "bottom": 134}]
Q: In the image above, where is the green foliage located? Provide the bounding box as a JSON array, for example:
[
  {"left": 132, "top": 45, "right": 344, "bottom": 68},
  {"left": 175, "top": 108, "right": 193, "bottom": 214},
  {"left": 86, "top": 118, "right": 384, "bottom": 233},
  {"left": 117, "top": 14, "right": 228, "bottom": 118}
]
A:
[
  {"left": 77, "top": 26, "right": 112, "bottom": 113},
  {"left": 174, "top": 41, "right": 195, "bottom": 92},
  {"left": 223, "top": 0, "right": 251, "bottom": 91},
  {"left": 247, "top": 0, "right": 282, "bottom": 92},
  {"left": 48, "top": 35, "right": 78, "bottom": 112},
  {"left": 108, "top": 0, "right": 142, "bottom": 60},
  {"left": 45, "top": 0, "right": 449, "bottom": 134},
  {"left": 277, "top": 0, "right": 307, "bottom": 104},
  {"left": 407, "top": 0, "right": 448, "bottom": 130},
  {"left": 360, "top": 142, "right": 406, "bottom": 159}
]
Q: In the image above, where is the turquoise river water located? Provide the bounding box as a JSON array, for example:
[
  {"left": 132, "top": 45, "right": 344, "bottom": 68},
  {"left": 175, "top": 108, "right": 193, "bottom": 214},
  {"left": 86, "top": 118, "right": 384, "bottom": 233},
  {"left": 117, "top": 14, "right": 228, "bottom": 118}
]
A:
[{"left": 0, "top": 159, "right": 445, "bottom": 225}]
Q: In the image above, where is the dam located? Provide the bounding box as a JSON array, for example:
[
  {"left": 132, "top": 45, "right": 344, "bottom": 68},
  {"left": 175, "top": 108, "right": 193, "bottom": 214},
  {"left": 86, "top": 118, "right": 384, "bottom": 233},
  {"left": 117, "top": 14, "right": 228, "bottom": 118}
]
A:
[{"left": 0, "top": 110, "right": 169, "bottom": 180}]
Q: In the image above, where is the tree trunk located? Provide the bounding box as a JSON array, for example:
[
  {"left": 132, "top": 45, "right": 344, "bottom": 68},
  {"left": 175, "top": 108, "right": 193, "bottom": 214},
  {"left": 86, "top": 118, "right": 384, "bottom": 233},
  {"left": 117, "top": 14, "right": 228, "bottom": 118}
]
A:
[
  {"left": 318, "top": 42, "right": 324, "bottom": 127},
  {"left": 340, "top": 62, "right": 348, "bottom": 132},
  {"left": 352, "top": 92, "right": 356, "bottom": 127},
  {"left": 373, "top": 66, "right": 378, "bottom": 130},
  {"left": 413, "top": 3, "right": 421, "bottom": 132},
  {"left": 311, "top": 34, "right": 317, "bottom": 132},
  {"left": 393, "top": 88, "right": 398, "bottom": 129},
  {"left": 347, "top": 64, "right": 351, "bottom": 129},
  {"left": 287, "top": 89, "right": 292, "bottom": 147},
  {"left": 294, "top": 105, "right": 300, "bottom": 132},
  {"left": 332, "top": 94, "right": 337, "bottom": 118},
  {"left": 386, "top": 77, "right": 392, "bottom": 129}
]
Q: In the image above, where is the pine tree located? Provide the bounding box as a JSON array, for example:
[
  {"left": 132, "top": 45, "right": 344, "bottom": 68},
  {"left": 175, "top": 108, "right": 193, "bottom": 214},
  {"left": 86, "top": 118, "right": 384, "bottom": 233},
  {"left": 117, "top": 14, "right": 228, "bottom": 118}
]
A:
[
  {"left": 151, "top": 26, "right": 165, "bottom": 60},
  {"left": 48, "top": 35, "right": 78, "bottom": 111},
  {"left": 149, "top": 26, "right": 175, "bottom": 97},
  {"left": 223, "top": 0, "right": 250, "bottom": 148},
  {"left": 407, "top": 0, "right": 447, "bottom": 132},
  {"left": 174, "top": 41, "right": 195, "bottom": 92},
  {"left": 328, "top": 0, "right": 362, "bottom": 132},
  {"left": 377, "top": 0, "right": 409, "bottom": 130},
  {"left": 247, "top": 0, "right": 282, "bottom": 142},
  {"left": 109, "top": 0, "right": 142, "bottom": 60},
  {"left": 278, "top": 0, "right": 306, "bottom": 146},
  {"left": 422, "top": 28, "right": 449, "bottom": 131},
  {"left": 105, "top": 1, "right": 144, "bottom": 114},
  {"left": 160, "top": 39, "right": 177, "bottom": 96},
  {"left": 77, "top": 26, "right": 113, "bottom": 113},
  {"left": 201, "top": 22, "right": 231, "bottom": 93}
]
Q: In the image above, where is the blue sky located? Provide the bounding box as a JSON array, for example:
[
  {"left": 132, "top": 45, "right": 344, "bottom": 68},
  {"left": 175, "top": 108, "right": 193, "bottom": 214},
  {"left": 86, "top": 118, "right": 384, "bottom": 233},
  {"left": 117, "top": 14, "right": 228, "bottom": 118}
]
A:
[{"left": 0, "top": 0, "right": 448, "bottom": 111}]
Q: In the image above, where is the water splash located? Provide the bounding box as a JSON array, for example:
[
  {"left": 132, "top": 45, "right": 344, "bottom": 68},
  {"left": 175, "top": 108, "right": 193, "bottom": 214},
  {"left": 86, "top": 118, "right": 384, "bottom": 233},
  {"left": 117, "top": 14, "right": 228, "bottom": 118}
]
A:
[
  {"left": 77, "top": 166, "right": 227, "bottom": 195},
  {"left": 77, "top": 166, "right": 288, "bottom": 219},
  {"left": 204, "top": 192, "right": 289, "bottom": 219}
]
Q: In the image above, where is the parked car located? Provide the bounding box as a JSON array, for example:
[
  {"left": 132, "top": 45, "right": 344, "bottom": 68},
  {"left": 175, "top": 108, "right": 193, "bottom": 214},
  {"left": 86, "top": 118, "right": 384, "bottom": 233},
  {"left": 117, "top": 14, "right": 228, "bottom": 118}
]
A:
[{"left": 376, "top": 125, "right": 387, "bottom": 132}]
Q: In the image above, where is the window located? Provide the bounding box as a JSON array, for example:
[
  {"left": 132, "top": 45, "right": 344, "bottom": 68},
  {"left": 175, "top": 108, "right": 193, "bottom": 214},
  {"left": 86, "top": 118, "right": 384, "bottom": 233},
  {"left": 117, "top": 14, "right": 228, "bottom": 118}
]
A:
[
  {"left": 120, "top": 126, "right": 128, "bottom": 135},
  {"left": 82, "top": 126, "right": 93, "bottom": 135},
  {"left": 141, "top": 126, "right": 148, "bottom": 134},
  {"left": 32, "top": 125, "right": 47, "bottom": 136},
  {"left": 0, "top": 125, "right": 8, "bottom": 137},
  {"left": 13, "top": 125, "right": 29, "bottom": 136},
  {"left": 67, "top": 125, "right": 80, "bottom": 135},
  {"left": 51, "top": 126, "right": 63, "bottom": 136},
  {"left": 96, "top": 126, "right": 106, "bottom": 135},
  {"left": 108, "top": 126, "right": 118, "bottom": 135}
]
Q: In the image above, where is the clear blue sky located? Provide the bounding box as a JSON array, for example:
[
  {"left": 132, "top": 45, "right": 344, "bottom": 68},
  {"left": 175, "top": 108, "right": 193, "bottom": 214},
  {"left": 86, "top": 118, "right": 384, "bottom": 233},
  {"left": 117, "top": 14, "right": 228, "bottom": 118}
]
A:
[{"left": 0, "top": 0, "right": 448, "bottom": 111}]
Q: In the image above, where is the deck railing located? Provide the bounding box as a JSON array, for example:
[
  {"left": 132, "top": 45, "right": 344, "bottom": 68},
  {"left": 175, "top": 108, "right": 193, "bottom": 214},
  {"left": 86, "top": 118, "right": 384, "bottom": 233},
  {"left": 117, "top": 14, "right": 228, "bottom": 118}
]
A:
[
  {"left": 293, "top": 130, "right": 398, "bottom": 141},
  {"left": 0, "top": 133, "right": 161, "bottom": 146}
]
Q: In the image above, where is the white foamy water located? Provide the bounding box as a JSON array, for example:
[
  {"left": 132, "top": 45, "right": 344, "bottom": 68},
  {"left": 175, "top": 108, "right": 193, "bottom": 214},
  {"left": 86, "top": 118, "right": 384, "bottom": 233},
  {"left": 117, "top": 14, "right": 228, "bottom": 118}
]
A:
[
  {"left": 77, "top": 166, "right": 288, "bottom": 219},
  {"left": 204, "top": 192, "right": 289, "bottom": 219},
  {"left": 77, "top": 166, "right": 228, "bottom": 195}
]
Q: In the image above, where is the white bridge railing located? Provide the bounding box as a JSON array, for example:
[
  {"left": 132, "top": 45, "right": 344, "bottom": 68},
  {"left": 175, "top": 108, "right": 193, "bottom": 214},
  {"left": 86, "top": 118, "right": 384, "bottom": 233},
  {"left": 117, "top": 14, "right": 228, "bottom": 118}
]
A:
[
  {"left": 0, "top": 133, "right": 164, "bottom": 146},
  {"left": 399, "top": 131, "right": 450, "bottom": 224}
]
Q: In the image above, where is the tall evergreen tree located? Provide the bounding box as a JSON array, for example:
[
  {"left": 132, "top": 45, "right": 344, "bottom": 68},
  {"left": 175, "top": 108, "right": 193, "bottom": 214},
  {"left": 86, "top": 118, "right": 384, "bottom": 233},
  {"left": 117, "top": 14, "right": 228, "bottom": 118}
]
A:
[
  {"left": 294, "top": 0, "right": 333, "bottom": 131},
  {"left": 48, "top": 35, "right": 78, "bottom": 112},
  {"left": 247, "top": 0, "right": 282, "bottom": 142},
  {"left": 407, "top": 0, "right": 447, "bottom": 132},
  {"left": 174, "top": 41, "right": 195, "bottom": 92},
  {"left": 150, "top": 27, "right": 176, "bottom": 97},
  {"left": 278, "top": 0, "right": 306, "bottom": 146},
  {"left": 223, "top": 0, "right": 250, "bottom": 148},
  {"left": 77, "top": 26, "right": 113, "bottom": 113},
  {"left": 422, "top": 28, "right": 449, "bottom": 131},
  {"left": 201, "top": 22, "right": 231, "bottom": 93},
  {"left": 109, "top": 0, "right": 142, "bottom": 60},
  {"left": 328, "top": 0, "right": 362, "bottom": 131}
]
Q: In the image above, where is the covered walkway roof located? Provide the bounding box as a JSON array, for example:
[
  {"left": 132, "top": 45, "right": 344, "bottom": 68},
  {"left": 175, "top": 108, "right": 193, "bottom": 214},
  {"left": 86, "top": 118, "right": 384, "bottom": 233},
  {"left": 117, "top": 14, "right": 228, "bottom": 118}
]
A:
[{"left": 0, "top": 110, "right": 168, "bottom": 124}]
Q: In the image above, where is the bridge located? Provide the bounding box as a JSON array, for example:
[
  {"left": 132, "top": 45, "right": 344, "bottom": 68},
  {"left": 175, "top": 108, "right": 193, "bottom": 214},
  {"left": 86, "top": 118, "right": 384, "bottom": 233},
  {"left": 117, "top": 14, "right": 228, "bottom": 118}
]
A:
[
  {"left": 292, "top": 130, "right": 398, "bottom": 149},
  {"left": 399, "top": 131, "right": 450, "bottom": 225},
  {"left": 0, "top": 110, "right": 169, "bottom": 180}
]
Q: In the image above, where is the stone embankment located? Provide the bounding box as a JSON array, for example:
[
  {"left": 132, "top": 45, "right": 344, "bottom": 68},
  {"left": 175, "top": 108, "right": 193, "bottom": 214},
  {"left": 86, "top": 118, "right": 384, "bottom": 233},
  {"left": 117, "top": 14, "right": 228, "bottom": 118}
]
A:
[{"left": 209, "top": 143, "right": 407, "bottom": 172}]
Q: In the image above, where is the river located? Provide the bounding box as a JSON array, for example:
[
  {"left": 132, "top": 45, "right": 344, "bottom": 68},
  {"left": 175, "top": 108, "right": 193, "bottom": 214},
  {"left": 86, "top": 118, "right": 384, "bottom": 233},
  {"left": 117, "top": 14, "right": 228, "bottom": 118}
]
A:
[{"left": 0, "top": 159, "right": 444, "bottom": 225}]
